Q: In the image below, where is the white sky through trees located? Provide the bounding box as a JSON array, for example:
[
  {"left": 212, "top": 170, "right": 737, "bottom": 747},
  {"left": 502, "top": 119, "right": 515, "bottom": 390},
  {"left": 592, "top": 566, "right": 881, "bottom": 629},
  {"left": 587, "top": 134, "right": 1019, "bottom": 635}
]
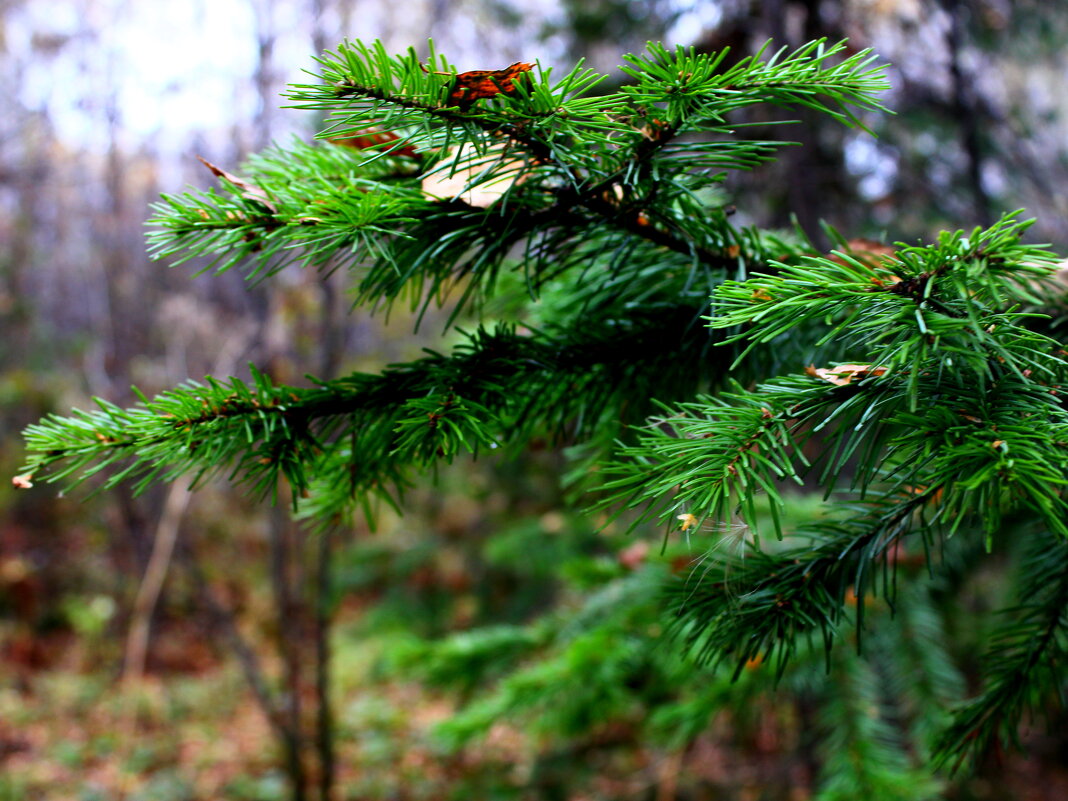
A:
[{"left": 6, "top": 0, "right": 722, "bottom": 154}]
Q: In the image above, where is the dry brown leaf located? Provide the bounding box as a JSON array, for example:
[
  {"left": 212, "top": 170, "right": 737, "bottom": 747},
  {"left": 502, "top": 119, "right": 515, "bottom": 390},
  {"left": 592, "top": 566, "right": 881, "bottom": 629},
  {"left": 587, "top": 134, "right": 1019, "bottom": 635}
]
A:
[
  {"left": 829, "top": 238, "right": 897, "bottom": 267},
  {"left": 808, "top": 363, "right": 887, "bottom": 386},
  {"left": 421, "top": 145, "right": 525, "bottom": 208},
  {"left": 829, "top": 238, "right": 901, "bottom": 287},
  {"left": 750, "top": 288, "right": 772, "bottom": 302},
  {"left": 423, "top": 61, "right": 534, "bottom": 110},
  {"left": 329, "top": 130, "right": 419, "bottom": 160},
  {"left": 197, "top": 156, "right": 276, "bottom": 212}
]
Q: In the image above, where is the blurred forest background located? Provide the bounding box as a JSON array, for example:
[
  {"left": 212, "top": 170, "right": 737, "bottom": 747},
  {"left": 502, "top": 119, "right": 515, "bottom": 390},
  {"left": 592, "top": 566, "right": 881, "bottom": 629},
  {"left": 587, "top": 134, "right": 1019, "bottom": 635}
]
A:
[{"left": 2, "top": 0, "right": 1068, "bottom": 799}]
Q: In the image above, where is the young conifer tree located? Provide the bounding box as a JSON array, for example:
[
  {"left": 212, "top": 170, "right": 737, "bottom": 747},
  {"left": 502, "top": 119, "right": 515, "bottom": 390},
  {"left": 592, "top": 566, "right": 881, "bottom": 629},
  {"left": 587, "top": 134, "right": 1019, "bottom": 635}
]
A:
[{"left": 20, "top": 38, "right": 1068, "bottom": 793}]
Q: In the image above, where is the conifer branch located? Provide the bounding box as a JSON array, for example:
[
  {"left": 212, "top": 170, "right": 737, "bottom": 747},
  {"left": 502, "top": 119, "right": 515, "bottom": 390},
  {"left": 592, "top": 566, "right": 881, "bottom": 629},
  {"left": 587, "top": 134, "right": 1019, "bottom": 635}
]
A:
[
  {"left": 933, "top": 531, "right": 1068, "bottom": 770},
  {"left": 815, "top": 651, "right": 943, "bottom": 800},
  {"left": 20, "top": 313, "right": 736, "bottom": 504},
  {"left": 664, "top": 487, "right": 941, "bottom": 678},
  {"left": 21, "top": 34, "right": 1067, "bottom": 781}
]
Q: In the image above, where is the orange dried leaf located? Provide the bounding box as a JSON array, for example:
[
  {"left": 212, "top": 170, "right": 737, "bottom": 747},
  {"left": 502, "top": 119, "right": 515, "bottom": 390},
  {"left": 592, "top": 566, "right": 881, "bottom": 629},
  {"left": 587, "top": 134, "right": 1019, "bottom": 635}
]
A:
[
  {"left": 426, "top": 61, "right": 534, "bottom": 109},
  {"left": 869, "top": 273, "right": 902, "bottom": 288},
  {"left": 452, "top": 62, "right": 533, "bottom": 107},
  {"left": 677, "top": 513, "right": 699, "bottom": 532},
  {"left": 750, "top": 288, "right": 772, "bottom": 302},
  {"left": 904, "top": 485, "right": 944, "bottom": 506}
]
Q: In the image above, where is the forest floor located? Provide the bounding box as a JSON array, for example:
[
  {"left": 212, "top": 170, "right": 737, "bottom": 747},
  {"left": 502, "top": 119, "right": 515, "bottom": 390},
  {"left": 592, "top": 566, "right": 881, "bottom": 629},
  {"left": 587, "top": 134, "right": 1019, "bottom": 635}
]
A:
[
  {"left": 5, "top": 625, "right": 1068, "bottom": 800},
  {"left": 0, "top": 620, "right": 520, "bottom": 801}
]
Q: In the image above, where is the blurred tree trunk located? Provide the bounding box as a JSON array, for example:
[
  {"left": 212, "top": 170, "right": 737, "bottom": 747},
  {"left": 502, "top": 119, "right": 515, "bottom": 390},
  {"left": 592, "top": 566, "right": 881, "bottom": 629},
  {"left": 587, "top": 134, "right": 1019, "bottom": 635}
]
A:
[
  {"left": 311, "top": 5, "right": 340, "bottom": 799},
  {"left": 942, "top": 0, "right": 992, "bottom": 227},
  {"left": 251, "top": 0, "right": 279, "bottom": 152},
  {"left": 762, "top": 0, "right": 833, "bottom": 246}
]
